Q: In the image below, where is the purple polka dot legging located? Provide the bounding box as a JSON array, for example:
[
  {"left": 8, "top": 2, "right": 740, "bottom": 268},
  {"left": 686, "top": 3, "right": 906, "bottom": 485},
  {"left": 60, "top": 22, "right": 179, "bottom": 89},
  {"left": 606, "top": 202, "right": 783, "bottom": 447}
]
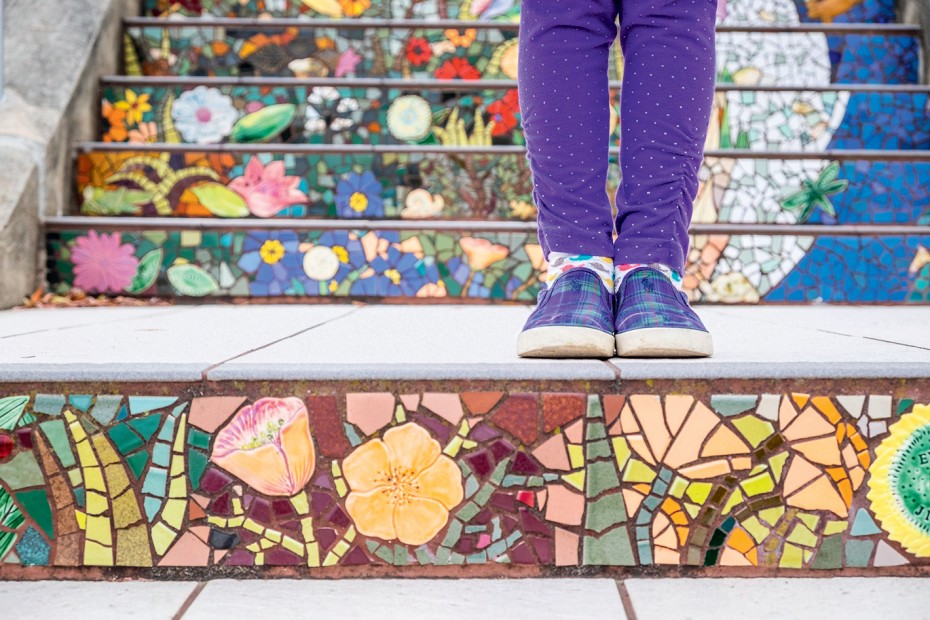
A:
[{"left": 518, "top": 0, "right": 717, "bottom": 273}]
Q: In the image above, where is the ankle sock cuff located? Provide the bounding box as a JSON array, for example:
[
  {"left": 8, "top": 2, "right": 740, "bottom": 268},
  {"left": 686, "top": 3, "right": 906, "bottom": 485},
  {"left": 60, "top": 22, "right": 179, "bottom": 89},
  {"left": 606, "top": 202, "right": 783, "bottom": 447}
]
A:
[
  {"left": 614, "top": 263, "right": 683, "bottom": 293},
  {"left": 546, "top": 253, "right": 614, "bottom": 291}
]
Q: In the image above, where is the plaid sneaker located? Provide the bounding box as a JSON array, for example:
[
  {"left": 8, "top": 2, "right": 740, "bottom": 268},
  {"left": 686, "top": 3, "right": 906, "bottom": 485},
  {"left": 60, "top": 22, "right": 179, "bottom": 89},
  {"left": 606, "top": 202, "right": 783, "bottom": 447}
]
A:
[
  {"left": 517, "top": 268, "right": 615, "bottom": 358},
  {"left": 614, "top": 267, "right": 713, "bottom": 357}
]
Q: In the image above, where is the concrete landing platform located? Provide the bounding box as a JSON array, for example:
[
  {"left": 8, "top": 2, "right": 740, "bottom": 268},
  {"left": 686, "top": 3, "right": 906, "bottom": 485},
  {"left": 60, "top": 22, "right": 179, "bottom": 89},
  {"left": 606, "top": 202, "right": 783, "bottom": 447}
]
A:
[
  {"left": 4, "top": 578, "right": 930, "bottom": 620},
  {"left": 0, "top": 305, "right": 928, "bottom": 381}
]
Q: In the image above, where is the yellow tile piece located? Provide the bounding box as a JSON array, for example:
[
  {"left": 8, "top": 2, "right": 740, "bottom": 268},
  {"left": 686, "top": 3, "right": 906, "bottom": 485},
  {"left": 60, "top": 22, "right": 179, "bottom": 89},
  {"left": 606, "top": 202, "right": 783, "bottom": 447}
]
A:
[
  {"left": 332, "top": 539, "right": 350, "bottom": 557},
  {"left": 668, "top": 476, "right": 689, "bottom": 499},
  {"left": 622, "top": 459, "right": 657, "bottom": 484},
  {"left": 732, "top": 415, "right": 775, "bottom": 448},
  {"left": 85, "top": 515, "right": 113, "bottom": 545},
  {"left": 68, "top": 468, "right": 83, "bottom": 486},
  {"left": 684, "top": 502, "right": 700, "bottom": 519},
  {"left": 722, "top": 489, "right": 743, "bottom": 515},
  {"left": 769, "top": 451, "right": 789, "bottom": 482},
  {"left": 741, "top": 516, "right": 770, "bottom": 544},
  {"left": 779, "top": 543, "right": 804, "bottom": 568},
  {"left": 180, "top": 230, "right": 202, "bottom": 247},
  {"left": 104, "top": 463, "right": 130, "bottom": 497},
  {"left": 568, "top": 444, "right": 585, "bottom": 469},
  {"left": 758, "top": 507, "right": 784, "bottom": 527},
  {"left": 335, "top": 478, "right": 348, "bottom": 497},
  {"left": 685, "top": 481, "right": 713, "bottom": 504},
  {"left": 345, "top": 527, "right": 357, "bottom": 542},
  {"left": 266, "top": 529, "right": 282, "bottom": 543},
  {"left": 112, "top": 490, "right": 142, "bottom": 530},
  {"left": 750, "top": 464, "right": 767, "bottom": 475},
  {"left": 151, "top": 521, "right": 178, "bottom": 556},
  {"left": 611, "top": 437, "right": 631, "bottom": 471},
  {"left": 443, "top": 436, "right": 464, "bottom": 457},
  {"left": 75, "top": 510, "right": 87, "bottom": 530},
  {"left": 86, "top": 491, "right": 109, "bottom": 516},
  {"left": 83, "top": 466, "right": 106, "bottom": 492},
  {"left": 562, "top": 470, "right": 586, "bottom": 491},
  {"left": 116, "top": 524, "right": 153, "bottom": 567},
  {"left": 462, "top": 439, "right": 477, "bottom": 450},
  {"left": 797, "top": 513, "right": 820, "bottom": 531},
  {"left": 740, "top": 472, "right": 775, "bottom": 497},
  {"left": 803, "top": 549, "right": 813, "bottom": 563},
  {"left": 823, "top": 520, "right": 848, "bottom": 536},
  {"left": 679, "top": 460, "right": 731, "bottom": 479},
  {"left": 787, "top": 523, "right": 817, "bottom": 548},
  {"left": 395, "top": 404, "right": 407, "bottom": 424},
  {"left": 161, "top": 498, "right": 186, "bottom": 529},
  {"left": 76, "top": 439, "right": 96, "bottom": 466},
  {"left": 255, "top": 552, "right": 265, "bottom": 566},
  {"left": 169, "top": 475, "right": 187, "bottom": 499},
  {"left": 170, "top": 456, "right": 185, "bottom": 477},
  {"left": 282, "top": 537, "right": 304, "bottom": 556},
  {"left": 84, "top": 541, "right": 114, "bottom": 567}
]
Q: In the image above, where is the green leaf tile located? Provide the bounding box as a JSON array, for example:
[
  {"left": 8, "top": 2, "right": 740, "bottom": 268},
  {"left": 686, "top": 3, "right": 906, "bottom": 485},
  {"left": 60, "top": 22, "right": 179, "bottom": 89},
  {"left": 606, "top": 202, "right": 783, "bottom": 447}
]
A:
[{"left": 14, "top": 489, "right": 53, "bottom": 539}]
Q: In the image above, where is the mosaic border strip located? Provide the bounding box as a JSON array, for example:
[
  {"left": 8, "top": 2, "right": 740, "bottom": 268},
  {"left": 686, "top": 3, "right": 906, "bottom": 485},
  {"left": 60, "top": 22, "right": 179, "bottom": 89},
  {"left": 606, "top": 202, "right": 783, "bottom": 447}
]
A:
[{"left": 2, "top": 384, "right": 929, "bottom": 573}]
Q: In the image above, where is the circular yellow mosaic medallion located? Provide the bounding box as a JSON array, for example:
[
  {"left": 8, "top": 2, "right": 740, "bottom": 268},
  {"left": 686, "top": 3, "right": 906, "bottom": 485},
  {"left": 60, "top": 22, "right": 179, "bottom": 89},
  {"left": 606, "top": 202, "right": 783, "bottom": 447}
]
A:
[{"left": 868, "top": 404, "right": 930, "bottom": 557}]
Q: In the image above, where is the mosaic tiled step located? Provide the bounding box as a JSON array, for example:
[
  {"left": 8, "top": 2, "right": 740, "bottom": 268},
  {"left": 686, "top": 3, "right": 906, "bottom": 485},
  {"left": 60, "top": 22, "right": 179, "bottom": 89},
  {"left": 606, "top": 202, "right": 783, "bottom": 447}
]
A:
[
  {"left": 98, "top": 79, "right": 930, "bottom": 149},
  {"left": 74, "top": 146, "right": 930, "bottom": 226},
  {"left": 123, "top": 18, "right": 920, "bottom": 83},
  {"left": 1, "top": 385, "right": 929, "bottom": 572},
  {"left": 44, "top": 221, "right": 930, "bottom": 302}
]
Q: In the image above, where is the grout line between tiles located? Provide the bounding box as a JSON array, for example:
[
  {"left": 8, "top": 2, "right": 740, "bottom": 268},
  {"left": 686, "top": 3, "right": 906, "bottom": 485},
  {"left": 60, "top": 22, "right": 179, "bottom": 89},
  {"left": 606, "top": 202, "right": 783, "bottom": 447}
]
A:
[
  {"left": 200, "top": 304, "right": 366, "bottom": 380},
  {"left": 616, "top": 580, "right": 638, "bottom": 620},
  {"left": 602, "top": 359, "right": 623, "bottom": 381},
  {"left": 172, "top": 581, "right": 207, "bottom": 620},
  {"left": 0, "top": 305, "right": 200, "bottom": 340}
]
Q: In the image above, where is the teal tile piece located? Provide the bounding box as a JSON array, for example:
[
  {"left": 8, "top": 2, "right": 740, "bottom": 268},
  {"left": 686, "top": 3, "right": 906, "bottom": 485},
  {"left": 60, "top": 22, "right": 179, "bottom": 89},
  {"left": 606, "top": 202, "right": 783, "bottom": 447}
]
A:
[
  {"left": 585, "top": 492, "right": 627, "bottom": 533},
  {"left": 116, "top": 404, "right": 129, "bottom": 421},
  {"left": 850, "top": 508, "right": 882, "bottom": 537},
  {"left": 39, "top": 420, "right": 75, "bottom": 469},
  {"left": 17, "top": 413, "right": 36, "bottom": 427},
  {"left": 69, "top": 395, "right": 93, "bottom": 412},
  {"left": 15, "top": 527, "right": 49, "bottom": 566},
  {"left": 14, "top": 490, "right": 53, "bottom": 539},
  {"left": 846, "top": 539, "right": 875, "bottom": 568},
  {"left": 33, "top": 394, "right": 65, "bottom": 417},
  {"left": 583, "top": 527, "right": 635, "bottom": 566},
  {"left": 711, "top": 395, "right": 759, "bottom": 417},
  {"left": 129, "top": 414, "right": 162, "bottom": 442},
  {"left": 144, "top": 496, "right": 162, "bottom": 521},
  {"left": 188, "top": 429, "right": 211, "bottom": 450},
  {"left": 129, "top": 396, "right": 178, "bottom": 416},
  {"left": 126, "top": 451, "right": 149, "bottom": 481},
  {"left": 90, "top": 395, "right": 123, "bottom": 425},
  {"left": 812, "top": 535, "right": 843, "bottom": 569},
  {"left": 586, "top": 460, "right": 620, "bottom": 498},
  {"left": 0, "top": 452, "right": 44, "bottom": 490},
  {"left": 344, "top": 422, "right": 362, "bottom": 447},
  {"left": 0, "top": 396, "right": 29, "bottom": 430},
  {"left": 188, "top": 449, "right": 208, "bottom": 490},
  {"left": 107, "top": 424, "right": 144, "bottom": 455},
  {"left": 156, "top": 415, "right": 176, "bottom": 444},
  {"left": 79, "top": 417, "right": 97, "bottom": 434},
  {"left": 152, "top": 443, "right": 171, "bottom": 467},
  {"left": 73, "top": 487, "right": 85, "bottom": 508},
  {"left": 142, "top": 466, "right": 168, "bottom": 498}
]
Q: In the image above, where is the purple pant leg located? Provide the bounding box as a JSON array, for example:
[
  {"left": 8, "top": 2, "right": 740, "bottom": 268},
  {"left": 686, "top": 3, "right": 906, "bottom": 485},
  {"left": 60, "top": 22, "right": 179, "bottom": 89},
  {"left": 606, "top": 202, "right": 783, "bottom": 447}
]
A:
[
  {"left": 517, "top": 0, "right": 618, "bottom": 258},
  {"left": 613, "top": 0, "right": 718, "bottom": 272}
]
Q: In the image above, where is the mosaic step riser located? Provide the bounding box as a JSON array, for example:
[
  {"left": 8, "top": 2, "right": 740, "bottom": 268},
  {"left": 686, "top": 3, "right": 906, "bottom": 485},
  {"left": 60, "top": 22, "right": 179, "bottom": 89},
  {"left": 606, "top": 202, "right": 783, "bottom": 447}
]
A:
[
  {"left": 123, "top": 24, "right": 919, "bottom": 84},
  {"left": 97, "top": 83, "right": 930, "bottom": 149},
  {"left": 1, "top": 382, "right": 930, "bottom": 574},
  {"left": 45, "top": 227, "right": 930, "bottom": 303},
  {"left": 75, "top": 149, "right": 930, "bottom": 224},
  {"left": 140, "top": 0, "right": 898, "bottom": 24}
]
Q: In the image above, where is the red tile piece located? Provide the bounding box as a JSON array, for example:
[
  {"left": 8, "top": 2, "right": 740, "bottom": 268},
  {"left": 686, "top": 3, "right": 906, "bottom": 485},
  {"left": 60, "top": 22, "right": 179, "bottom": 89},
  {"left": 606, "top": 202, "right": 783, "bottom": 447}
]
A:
[
  {"left": 461, "top": 392, "right": 504, "bottom": 415},
  {"left": 189, "top": 397, "right": 248, "bottom": 432},
  {"left": 542, "top": 393, "right": 586, "bottom": 433},
  {"left": 603, "top": 395, "right": 625, "bottom": 427},
  {"left": 306, "top": 395, "right": 351, "bottom": 458},
  {"left": 188, "top": 500, "right": 206, "bottom": 521},
  {"left": 421, "top": 393, "right": 466, "bottom": 425},
  {"left": 490, "top": 393, "right": 539, "bottom": 446}
]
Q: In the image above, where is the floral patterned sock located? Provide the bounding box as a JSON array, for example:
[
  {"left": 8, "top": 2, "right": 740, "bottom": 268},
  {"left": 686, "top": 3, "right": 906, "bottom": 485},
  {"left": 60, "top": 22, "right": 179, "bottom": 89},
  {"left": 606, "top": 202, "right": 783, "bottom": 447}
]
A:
[
  {"left": 614, "top": 263, "right": 683, "bottom": 293},
  {"left": 546, "top": 253, "right": 614, "bottom": 291}
]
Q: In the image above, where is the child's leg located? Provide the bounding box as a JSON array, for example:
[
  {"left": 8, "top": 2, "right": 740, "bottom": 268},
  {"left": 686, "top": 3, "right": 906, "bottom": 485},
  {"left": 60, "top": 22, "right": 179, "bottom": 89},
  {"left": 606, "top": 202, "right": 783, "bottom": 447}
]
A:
[
  {"left": 515, "top": 0, "right": 619, "bottom": 359},
  {"left": 518, "top": 0, "right": 618, "bottom": 264},
  {"left": 611, "top": 0, "right": 716, "bottom": 358},
  {"left": 613, "top": 0, "right": 717, "bottom": 274}
]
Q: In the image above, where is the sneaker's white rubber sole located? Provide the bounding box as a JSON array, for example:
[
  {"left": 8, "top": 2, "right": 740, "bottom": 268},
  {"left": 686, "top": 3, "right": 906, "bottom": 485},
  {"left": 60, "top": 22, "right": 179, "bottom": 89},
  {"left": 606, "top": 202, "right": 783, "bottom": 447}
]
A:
[
  {"left": 517, "top": 326, "right": 616, "bottom": 358},
  {"left": 615, "top": 327, "right": 713, "bottom": 358}
]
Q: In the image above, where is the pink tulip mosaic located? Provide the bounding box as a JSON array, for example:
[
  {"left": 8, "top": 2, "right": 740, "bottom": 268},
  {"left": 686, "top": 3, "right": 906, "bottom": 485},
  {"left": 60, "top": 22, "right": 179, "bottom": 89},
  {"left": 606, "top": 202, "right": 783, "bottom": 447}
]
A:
[{"left": 1, "top": 388, "right": 929, "bottom": 573}]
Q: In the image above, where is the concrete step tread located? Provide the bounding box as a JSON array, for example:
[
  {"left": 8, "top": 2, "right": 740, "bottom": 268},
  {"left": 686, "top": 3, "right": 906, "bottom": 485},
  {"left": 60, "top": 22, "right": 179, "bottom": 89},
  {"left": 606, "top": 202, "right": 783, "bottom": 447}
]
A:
[
  {"left": 0, "top": 305, "right": 928, "bottom": 382},
  {"left": 3, "top": 578, "right": 930, "bottom": 620}
]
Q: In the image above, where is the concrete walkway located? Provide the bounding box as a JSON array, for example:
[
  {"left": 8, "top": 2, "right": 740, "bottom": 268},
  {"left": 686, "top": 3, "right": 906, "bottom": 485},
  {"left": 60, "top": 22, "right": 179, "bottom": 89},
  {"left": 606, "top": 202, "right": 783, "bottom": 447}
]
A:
[
  {"left": 0, "top": 305, "right": 928, "bottom": 381},
  {"left": 3, "top": 577, "right": 930, "bottom": 619}
]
